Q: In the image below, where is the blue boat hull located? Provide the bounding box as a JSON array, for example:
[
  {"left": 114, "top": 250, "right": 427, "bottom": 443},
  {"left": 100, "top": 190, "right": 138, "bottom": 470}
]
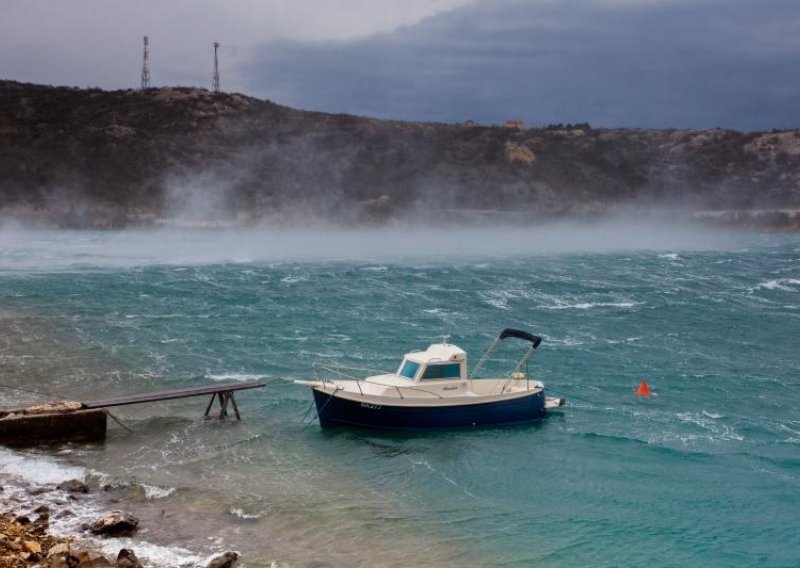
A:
[{"left": 312, "top": 388, "right": 547, "bottom": 430}]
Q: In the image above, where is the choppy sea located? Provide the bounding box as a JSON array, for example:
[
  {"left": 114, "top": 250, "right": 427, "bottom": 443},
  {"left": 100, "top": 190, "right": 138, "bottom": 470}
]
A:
[{"left": 0, "top": 224, "right": 798, "bottom": 567}]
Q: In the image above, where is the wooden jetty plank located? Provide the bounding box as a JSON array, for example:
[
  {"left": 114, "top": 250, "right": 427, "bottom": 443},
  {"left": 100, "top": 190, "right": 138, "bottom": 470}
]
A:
[{"left": 81, "top": 380, "right": 265, "bottom": 409}]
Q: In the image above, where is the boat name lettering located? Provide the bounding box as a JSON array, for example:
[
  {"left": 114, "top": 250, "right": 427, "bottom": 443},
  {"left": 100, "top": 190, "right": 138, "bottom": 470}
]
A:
[
  {"left": 442, "top": 385, "right": 460, "bottom": 391},
  {"left": 360, "top": 402, "right": 382, "bottom": 410}
]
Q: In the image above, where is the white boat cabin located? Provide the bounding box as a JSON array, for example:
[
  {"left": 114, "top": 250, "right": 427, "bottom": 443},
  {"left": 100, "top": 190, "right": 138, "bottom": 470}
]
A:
[{"left": 364, "top": 342, "right": 467, "bottom": 388}]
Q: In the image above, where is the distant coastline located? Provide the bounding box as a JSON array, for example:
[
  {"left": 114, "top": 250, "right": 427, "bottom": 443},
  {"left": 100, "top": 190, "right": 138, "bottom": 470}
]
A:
[
  {"left": 3, "top": 206, "right": 799, "bottom": 233},
  {"left": 1, "top": 80, "right": 799, "bottom": 231},
  {"left": 690, "top": 208, "right": 800, "bottom": 232}
]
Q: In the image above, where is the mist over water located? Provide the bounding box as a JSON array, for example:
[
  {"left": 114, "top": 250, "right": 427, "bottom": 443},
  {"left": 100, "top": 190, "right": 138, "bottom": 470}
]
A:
[
  {"left": 1, "top": 226, "right": 798, "bottom": 566},
  {"left": 0, "top": 218, "right": 727, "bottom": 270}
]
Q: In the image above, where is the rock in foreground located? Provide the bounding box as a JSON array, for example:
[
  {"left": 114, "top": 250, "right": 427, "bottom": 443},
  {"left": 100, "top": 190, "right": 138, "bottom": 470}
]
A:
[
  {"left": 206, "top": 550, "right": 240, "bottom": 568},
  {"left": 0, "top": 512, "right": 65, "bottom": 565},
  {"left": 88, "top": 511, "right": 140, "bottom": 537}
]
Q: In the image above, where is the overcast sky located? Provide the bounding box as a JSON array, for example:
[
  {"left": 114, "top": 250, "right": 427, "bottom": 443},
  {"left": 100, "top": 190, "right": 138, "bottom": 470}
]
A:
[{"left": 2, "top": 0, "right": 799, "bottom": 130}]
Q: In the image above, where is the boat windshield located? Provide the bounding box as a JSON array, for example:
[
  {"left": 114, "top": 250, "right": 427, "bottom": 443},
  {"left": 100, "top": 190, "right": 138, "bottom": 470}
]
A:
[
  {"left": 398, "top": 359, "right": 420, "bottom": 379},
  {"left": 421, "top": 363, "right": 461, "bottom": 380}
]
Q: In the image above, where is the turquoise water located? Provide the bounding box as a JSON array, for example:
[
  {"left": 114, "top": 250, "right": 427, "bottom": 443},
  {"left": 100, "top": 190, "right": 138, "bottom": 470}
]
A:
[{"left": 0, "top": 227, "right": 798, "bottom": 567}]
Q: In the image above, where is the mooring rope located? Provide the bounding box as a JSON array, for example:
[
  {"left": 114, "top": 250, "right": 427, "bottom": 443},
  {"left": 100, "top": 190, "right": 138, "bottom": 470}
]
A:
[
  {"left": 300, "top": 400, "right": 317, "bottom": 427},
  {"left": 103, "top": 409, "right": 133, "bottom": 433},
  {"left": 546, "top": 387, "right": 596, "bottom": 405},
  {"left": 0, "top": 381, "right": 134, "bottom": 432},
  {"left": 0, "top": 381, "right": 67, "bottom": 400},
  {"left": 300, "top": 386, "right": 341, "bottom": 428}
]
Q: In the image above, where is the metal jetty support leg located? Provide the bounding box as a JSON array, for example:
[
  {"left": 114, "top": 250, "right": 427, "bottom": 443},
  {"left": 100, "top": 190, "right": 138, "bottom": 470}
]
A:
[
  {"left": 228, "top": 392, "right": 241, "bottom": 420},
  {"left": 204, "top": 393, "right": 217, "bottom": 417},
  {"left": 204, "top": 390, "right": 242, "bottom": 420},
  {"left": 219, "top": 392, "right": 230, "bottom": 418}
]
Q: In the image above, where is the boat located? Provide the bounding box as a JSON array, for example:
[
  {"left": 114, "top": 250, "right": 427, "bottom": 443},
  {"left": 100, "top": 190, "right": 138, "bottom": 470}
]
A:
[{"left": 294, "top": 328, "right": 565, "bottom": 430}]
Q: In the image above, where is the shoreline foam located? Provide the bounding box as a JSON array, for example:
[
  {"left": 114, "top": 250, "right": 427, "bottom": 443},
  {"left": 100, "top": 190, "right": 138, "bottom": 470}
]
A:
[{"left": 0, "top": 447, "right": 225, "bottom": 567}]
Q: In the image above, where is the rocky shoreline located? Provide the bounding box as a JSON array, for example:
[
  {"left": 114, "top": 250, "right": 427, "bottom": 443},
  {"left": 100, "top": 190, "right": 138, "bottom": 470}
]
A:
[{"left": 0, "top": 471, "right": 240, "bottom": 568}]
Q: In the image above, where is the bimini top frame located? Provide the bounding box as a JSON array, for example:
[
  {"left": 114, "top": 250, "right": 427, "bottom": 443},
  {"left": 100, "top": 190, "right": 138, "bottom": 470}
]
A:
[{"left": 469, "top": 328, "right": 543, "bottom": 383}]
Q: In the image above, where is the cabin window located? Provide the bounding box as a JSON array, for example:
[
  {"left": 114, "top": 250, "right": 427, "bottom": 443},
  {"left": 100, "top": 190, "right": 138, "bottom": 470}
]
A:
[
  {"left": 421, "top": 363, "right": 461, "bottom": 380},
  {"left": 398, "top": 360, "right": 420, "bottom": 379}
]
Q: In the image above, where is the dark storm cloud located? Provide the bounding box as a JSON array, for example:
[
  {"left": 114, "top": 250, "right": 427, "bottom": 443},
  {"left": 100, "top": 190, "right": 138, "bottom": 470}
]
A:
[{"left": 241, "top": 0, "right": 800, "bottom": 130}]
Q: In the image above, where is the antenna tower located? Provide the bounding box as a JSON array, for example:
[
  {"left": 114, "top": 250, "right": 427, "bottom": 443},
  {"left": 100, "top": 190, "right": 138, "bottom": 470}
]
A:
[
  {"left": 212, "top": 42, "right": 221, "bottom": 93},
  {"left": 141, "top": 36, "right": 151, "bottom": 89}
]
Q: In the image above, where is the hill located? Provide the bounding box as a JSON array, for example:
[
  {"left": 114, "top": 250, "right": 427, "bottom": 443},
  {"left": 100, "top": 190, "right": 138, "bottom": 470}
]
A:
[{"left": 1, "top": 80, "right": 799, "bottom": 228}]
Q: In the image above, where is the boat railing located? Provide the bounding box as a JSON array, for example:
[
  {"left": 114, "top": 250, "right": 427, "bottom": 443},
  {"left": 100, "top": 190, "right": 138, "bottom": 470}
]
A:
[
  {"left": 497, "top": 372, "right": 545, "bottom": 394},
  {"left": 312, "top": 364, "right": 444, "bottom": 400},
  {"left": 313, "top": 363, "right": 390, "bottom": 381},
  {"left": 313, "top": 363, "right": 388, "bottom": 396},
  {"left": 363, "top": 378, "right": 445, "bottom": 400}
]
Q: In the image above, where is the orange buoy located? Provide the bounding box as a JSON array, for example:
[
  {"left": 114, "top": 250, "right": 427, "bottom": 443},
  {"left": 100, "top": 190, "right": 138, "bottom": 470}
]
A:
[{"left": 634, "top": 380, "right": 651, "bottom": 397}]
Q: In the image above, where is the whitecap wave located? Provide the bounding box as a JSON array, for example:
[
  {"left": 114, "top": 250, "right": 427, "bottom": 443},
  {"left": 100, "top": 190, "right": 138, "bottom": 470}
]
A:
[
  {"left": 750, "top": 278, "right": 800, "bottom": 292},
  {"left": 606, "top": 336, "right": 642, "bottom": 344},
  {"left": 97, "top": 538, "right": 204, "bottom": 568},
  {"left": 480, "top": 290, "right": 513, "bottom": 310},
  {"left": 206, "top": 373, "right": 270, "bottom": 382},
  {"left": 676, "top": 411, "right": 743, "bottom": 441},
  {"left": 229, "top": 507, "right": 262, "bottom": 520},
  {"left": 542, "top": 301, "right": 639, "bottom": 310},
  {"left": 546, "top": 336, "right": 586, "bottom": 346},
  {"left": 142, "top": 483, "right": 177, "bottom": 500},
  {"left": 778, "top": 423, "right": 800, "bottom": 445},
  {"left": 0, "top": 447, "right": 86, "bottom": 485}
]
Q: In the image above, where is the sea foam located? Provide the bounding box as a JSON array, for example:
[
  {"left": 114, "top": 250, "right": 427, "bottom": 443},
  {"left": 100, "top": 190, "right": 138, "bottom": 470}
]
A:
[{"left": 0, "top": 446, "right": 86, "bottom": 485}]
